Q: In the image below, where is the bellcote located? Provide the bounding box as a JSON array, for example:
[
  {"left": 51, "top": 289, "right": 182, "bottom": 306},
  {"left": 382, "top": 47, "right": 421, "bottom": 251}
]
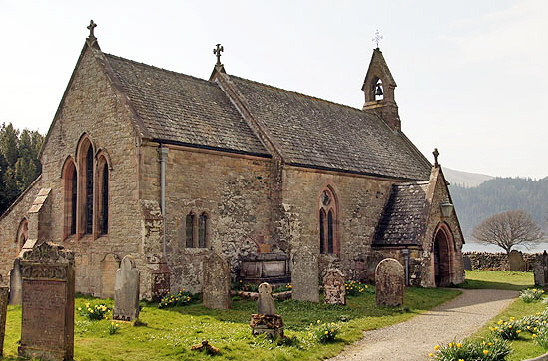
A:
[{"left": 362, "top": 48, "right": 400, "bottom": 132}]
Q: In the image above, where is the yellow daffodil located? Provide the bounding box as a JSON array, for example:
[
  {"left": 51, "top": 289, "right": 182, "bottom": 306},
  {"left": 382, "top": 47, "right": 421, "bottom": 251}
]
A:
[
  {"left": 428, "top": 353, "right": 434, "bottom": 357},
  {"left": 483, "top": 350, "right": 489, "bottom": 355},
  {"left": 434, "top": 345, "right": 440, "bottom": 350},
  {"left": 456, "top": 343, "right": 462, "bottom": 348}
]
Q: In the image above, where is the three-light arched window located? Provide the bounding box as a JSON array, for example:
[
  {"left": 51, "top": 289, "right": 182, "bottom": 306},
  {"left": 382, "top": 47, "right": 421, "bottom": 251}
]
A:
[
  {"left": 63, "top": 135, "right": 110, "bottom": 239},
  {"left": 319, "top": 186, "right": 339, "bottom": 255}
]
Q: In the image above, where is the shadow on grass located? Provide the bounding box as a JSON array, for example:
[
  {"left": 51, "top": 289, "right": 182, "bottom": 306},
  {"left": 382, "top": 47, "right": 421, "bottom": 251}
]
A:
[{"left": 457, "top": 279, "right": 532, "bottom": 291}]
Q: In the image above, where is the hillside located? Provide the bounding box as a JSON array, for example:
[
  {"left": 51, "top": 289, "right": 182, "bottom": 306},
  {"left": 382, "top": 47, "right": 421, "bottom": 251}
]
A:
[
  {"left": 448, "top": 177, "right": 548, "bottom": 238},
  {"left": 443, "top": 167, "right": 494, "bottom": 187}
]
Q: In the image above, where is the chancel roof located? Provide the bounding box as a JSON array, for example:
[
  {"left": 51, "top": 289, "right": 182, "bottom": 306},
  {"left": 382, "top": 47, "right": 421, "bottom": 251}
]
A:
[
  {"left": 104, "top": 52, "right": 431, "bottom": 180},
  {"left": 374, "top": 182, "right": 429, "bottom": 246}
]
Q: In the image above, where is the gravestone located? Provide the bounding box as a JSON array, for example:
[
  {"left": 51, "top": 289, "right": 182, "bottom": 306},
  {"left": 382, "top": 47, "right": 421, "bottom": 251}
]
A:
[
  {"left": 508, "top": 250, "right": 526, "bottom": 272},
  {"left": 250, "top": 282, "right": 283, "bottom": 337},
  {"left": 323, "top": 269, "right": 346, "bottom": 305},
  {"left": 113, "top": 255, "right": 140, "bottom": 321},
  {"left": 0, "top": 287, "right": 8, "bottom": 357},
  {"left": 257, "top": 282, "right": 275, "bottom": 315},
  {"left": 291, "top": 249, "right": 319, "bottom": 302},
  {"left": 203, "top": 252, "right": 231, "bottom": 309},
  {"left": 9, "top": 258, "right": 22, "bottom": 305},
  {"left": 375, "top": 258, "right": 404, "bottom": 307},
  {"left": 534, "top": 251, "right": 548, "bottom": 287},
  {"left": 463, "top": 256, "right": 472, "bottom": 271},
  {"left": 18, "top": 241, "right": 75, "bottom": 361}
]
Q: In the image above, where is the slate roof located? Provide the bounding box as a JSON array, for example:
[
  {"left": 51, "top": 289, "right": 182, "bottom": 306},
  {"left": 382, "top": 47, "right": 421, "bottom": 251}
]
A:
[
  {"left": 105, "top": 54, "right": 269, "bottom": 156},
  {"left": 104, "top": 53, "right": 431, "bottom": 180},
  {"left": 374, "top": 182, "right": 429, "bottom": 246},
  {"left": 230, "top": 76, "right": 431, "bottom": 180}
]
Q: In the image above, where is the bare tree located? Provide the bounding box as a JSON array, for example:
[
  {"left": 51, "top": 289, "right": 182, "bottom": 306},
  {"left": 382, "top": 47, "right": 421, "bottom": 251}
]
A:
[{"left": 472, "top": 210, "right": 544, "bottom": 254}]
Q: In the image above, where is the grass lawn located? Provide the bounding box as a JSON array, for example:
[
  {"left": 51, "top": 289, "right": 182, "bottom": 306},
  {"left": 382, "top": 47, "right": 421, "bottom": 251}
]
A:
[
  {"left": 459, "top": 270, "right": 534, "bottom": 291},
  {"left": 0, "top": 287, "right": 460, "bottom": 361},
  {"left": 463, "top": 270, "right": 546, "bottom": 361}
]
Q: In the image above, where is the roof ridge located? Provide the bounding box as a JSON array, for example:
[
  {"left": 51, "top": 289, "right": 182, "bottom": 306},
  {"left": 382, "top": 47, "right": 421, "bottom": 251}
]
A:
[
  {"left": 104, "top": 53, "right": 216, "bottom": 87},
  {"left": 230, "top": 75, "right": 365, "bottom": 113}
]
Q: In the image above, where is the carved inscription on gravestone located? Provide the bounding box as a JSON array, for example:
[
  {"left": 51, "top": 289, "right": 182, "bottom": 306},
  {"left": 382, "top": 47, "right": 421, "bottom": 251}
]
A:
[
  {"left": 534, "top": 251, "right": 548, "bottom": 287},
  {"left": 0, "top": 287, "right": 8, "bottom": 357},
  {"left": 323, "top": 269, "right": 346, "bottom": 305},
  {"left": 18, "top": 241, "right": 75, "bottom": 361},
  {"left": 375, "top": 258, "right": 404, "bottom": 307},
  {"left": 113, "top": 255, "right": 140, "bottom": 321}
]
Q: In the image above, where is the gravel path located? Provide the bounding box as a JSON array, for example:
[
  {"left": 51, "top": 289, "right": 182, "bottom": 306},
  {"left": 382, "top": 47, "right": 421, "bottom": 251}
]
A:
[{"left": 327, "top": 289, "right": 518, "bottom": 361}]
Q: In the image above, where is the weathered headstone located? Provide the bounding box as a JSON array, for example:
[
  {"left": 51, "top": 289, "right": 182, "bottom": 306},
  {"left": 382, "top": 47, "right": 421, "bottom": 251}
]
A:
[
  {"left": 534, "top": 251, "right": 548, "bottom": 287},
  {"left": 250, "top": 282, "right": 283, "bottom": 337},
  {"left": 463, "top": 256, "right": 472, "bottom": 271},
  {"left": 257, "top": 282, "right": 275, "bottom": 315},
  {"left": 113, "top": 255, "right": 140, "bottom": 321},
  {"left": 18, "top": 241, "right": 75, "bottom": 361},
  {"left": 291, "top": 249, "right": 319, "bottom": 302},
  {"left": 0, "top": 287, "right": 9, "bottom": 357},
  {"left": 375, "top": 258, "right": 404, "bottom": 307},
  {"left": 508, "top": 250, "right": 526, "bottom": 272},
  {"left": 323, "top": 269, "right": 346, "bottom": 305},
  {"left": 203, "top": 252, "right": 231, "bottom": 309},
  {"left": 9, "top": 258, "right": 22, "bottom": 305}
]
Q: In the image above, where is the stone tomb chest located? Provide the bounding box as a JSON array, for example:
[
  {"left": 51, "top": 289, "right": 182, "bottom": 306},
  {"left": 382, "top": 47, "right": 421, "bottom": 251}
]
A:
[{"left": 239, "top": 253, "right": 290, "bottom": 284}]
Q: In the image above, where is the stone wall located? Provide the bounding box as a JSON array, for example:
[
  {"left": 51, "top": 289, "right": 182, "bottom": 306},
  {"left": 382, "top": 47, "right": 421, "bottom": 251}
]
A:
[
  {"left": 139, "top": 143, "right": 275, "bottom": 294},
  {"left": 280, "top": 166, "right": 394, "bottom": 282},
  {"left": 0, "top": 178, "right": 42, "bottom": 283},
  {"left": 464, "top": 252, "right": 537, "bottom": 271}
]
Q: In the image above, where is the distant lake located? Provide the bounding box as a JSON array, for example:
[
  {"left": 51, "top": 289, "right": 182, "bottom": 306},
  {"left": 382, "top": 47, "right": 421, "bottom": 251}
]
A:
[{"left": 463, "top": 241, "right": 548, "bottom": 254}]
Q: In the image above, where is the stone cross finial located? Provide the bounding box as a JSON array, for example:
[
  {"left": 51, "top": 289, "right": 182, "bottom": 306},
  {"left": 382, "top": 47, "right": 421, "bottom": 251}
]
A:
[
  {"left": 372, "top": 29, "right": 383, "bottom": 49},
  {"left": 433, "top": 148, "right": 439, "bottom": 167},
  {"left": 213, "top": 44, "right": 224, "bottom": 66},
  {"left": 87, "top": 20, "right": 97, "bottom": 39}
]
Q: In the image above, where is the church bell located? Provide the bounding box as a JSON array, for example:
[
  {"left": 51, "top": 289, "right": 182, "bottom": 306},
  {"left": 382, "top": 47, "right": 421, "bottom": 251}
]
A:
[{"left": 375, "top": 83, "right": 383, "bottom": 97}]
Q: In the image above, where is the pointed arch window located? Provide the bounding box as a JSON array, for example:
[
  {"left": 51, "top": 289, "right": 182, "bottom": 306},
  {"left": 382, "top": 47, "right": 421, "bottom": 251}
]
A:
[
  {"left": 62, "top": 158, "right": 77, "bottom": 238},
  {"left": 16, "top": 218, "right": 29, "bottom": 254},
  {"left": 198, "top": 213, "right": 208, "bottom": 248},
  {"left": 319, "top": 187, "right": 339, "bottom": 255},
  {"left": 84, "top": 146, "right": 94, "bottom": 234},
  {"left": 185, "top": 213, "right": 195, "bottom": 248},
  {"left": 97, "top": 155, "right": 109, "bottom": 235}
]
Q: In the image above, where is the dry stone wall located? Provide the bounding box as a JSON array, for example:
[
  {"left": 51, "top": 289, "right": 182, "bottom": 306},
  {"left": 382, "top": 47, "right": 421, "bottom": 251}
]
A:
[{"left": 463, "top": 252, "right": 537, "bottom": 271}]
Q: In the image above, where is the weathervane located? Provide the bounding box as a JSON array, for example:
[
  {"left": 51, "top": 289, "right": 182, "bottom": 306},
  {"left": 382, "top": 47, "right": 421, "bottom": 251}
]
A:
[
  {"left": 213, "top": 44, "right": 224, "bottom": 66},
  {"left": 433, "top": 148, "right": 440, "bottom": 167},
  {"left": 87, "top": 20, "right": 97, "bottom": 39},
  {"left": 372, "top": 29, "right": 383, "bottom": 49}
]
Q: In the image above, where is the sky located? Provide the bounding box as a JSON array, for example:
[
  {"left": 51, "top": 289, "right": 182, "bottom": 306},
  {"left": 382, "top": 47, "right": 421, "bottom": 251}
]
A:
[{"left": 1, "top": 0, "right": 547, "bottom": 179}]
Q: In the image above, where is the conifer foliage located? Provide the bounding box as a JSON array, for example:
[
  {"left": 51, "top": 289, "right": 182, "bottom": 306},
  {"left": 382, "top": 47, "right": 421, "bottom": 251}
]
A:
[{"left": 0, "top": 123, "right": 43, "bottom": 215}]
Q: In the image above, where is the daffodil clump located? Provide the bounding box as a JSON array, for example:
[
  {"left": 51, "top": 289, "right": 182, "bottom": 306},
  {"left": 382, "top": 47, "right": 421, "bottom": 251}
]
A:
[
  {"left": 158, "top": 289, "right": 196, "bottom": 309},
  {"left": 108, "top": 321, "right": 120, "bottom": 335},
  {"left": 344, "top": 280, "right": 374, "bottom": 297},
  {"left": 519, "top": 288, "right": 545, "bottom": 303},
  {"left": 78, "top": 303, "right": 110, "bottom": 321},
  {"left": 307, "top": 320, "right": 340, "bottom": 343},
  {"left": 429, "top": 338, "right": 510, "bottom": 361},
  {"left": 490, "top": 317, "right": 522, "bottom": 340}
]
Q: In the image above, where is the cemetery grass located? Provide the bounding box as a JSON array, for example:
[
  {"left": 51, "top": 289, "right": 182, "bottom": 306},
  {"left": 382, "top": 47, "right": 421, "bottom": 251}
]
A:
[
  {"left": 471, "top": 297, "right": 547, "bottom": 361},
  {"left": 459, "top": 270, "right": 534, "bottom": 291},
  {"left": 0, "top": 288, "right": 460, "bottom": 361}
]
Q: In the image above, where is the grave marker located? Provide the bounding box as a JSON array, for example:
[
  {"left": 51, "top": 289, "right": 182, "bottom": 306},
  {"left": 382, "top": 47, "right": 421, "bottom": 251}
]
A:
[
  {"left": 203, "top": 252, "right": 231, "bottom": 309},
  {"left": 291, "top": 249, "right": 319, "bottom": 302},
  {"left": 0, "top": 287, "right": 8, "bottom": 357},
  {"left": 113, "top": 255, "right": 140, "bottom": 321},
  {"left": 18, "top": 241, "right": 75, "bottom": 361},
  {"left": 375, "top": 258, "right": 404, "bottom": 307},
  {"left": 323, "top": 269, "right": 346, "bottom": 305},
  {"left": 508, "top": 250, "right": 526, "bottom": 272}
]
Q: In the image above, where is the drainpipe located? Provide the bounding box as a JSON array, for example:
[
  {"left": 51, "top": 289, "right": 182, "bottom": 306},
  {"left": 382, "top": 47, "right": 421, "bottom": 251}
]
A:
[
  {"left": 402, "top": 248, "right": 410, "bottom": 286},
  {"left": 159, "top": 146, "right": 169, "bottom": 261}
]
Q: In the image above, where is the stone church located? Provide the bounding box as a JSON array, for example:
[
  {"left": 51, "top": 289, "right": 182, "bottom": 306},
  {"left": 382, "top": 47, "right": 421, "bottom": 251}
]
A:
[{"left": 0, "top": 22, "right": 464, "bottom": 300}]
